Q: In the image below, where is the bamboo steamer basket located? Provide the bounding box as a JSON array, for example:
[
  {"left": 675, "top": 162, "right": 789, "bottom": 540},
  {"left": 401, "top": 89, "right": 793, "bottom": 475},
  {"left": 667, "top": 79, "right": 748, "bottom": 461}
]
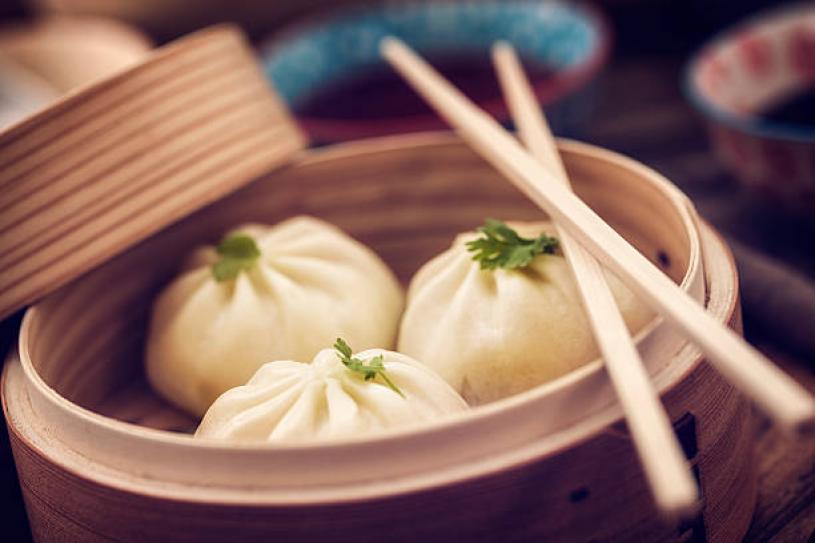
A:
[
  {"left": 26, "top": 0, "right": 360, "bottom": 40},
  {"left": 2, "top": 128, "right": 754, "bottom": 542}
]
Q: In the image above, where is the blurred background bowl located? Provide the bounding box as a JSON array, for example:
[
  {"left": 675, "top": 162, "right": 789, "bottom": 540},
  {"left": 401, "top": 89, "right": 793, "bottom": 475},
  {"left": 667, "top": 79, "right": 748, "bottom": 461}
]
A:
[
  {"left": 685, "top": 3, "right": 815, "bottom": 211},
  {"left": 0, "top": 16, "right": 151, "bottom": 128},
  {"left": 0, "top": 16, "right": 150, "bottom": 92},
  {"left": 260, "top": 0, "right": 610, "bottom": 142}
]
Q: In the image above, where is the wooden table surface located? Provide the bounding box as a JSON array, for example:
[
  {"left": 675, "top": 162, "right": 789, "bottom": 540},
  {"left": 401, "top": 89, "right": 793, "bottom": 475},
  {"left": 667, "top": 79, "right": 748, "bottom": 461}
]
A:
[
  {"left": 578, "top": 57, "right": 815, "bottom": 543},
  {"left": 0, "top": 51, "right": 813, "bottom": 543}
]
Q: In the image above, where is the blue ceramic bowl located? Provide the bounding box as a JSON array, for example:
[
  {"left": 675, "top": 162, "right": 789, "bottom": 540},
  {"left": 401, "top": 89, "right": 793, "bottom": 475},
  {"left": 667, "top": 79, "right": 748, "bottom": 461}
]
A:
[{"left": 260, "top": 0, "right": 610, "bottom": 141}]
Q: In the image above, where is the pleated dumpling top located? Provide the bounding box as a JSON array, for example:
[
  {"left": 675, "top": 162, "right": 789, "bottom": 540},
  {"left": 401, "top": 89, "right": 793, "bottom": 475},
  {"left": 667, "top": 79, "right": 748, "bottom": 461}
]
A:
[{"left": 195, "top": 344, "right": 468, "bottom": 443}]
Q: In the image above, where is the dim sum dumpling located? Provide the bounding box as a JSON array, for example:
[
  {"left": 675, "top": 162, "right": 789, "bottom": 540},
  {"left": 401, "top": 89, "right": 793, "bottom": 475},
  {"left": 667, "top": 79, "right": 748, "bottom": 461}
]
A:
[
  {"left": 195, "top": 342, "right": 469, "bottom": 443},
  {"left": 146, "top": 216, "right": 404, "bottom": 417},
  {"left": 398, "top": 220, "right": 654, "bottom": 405}
]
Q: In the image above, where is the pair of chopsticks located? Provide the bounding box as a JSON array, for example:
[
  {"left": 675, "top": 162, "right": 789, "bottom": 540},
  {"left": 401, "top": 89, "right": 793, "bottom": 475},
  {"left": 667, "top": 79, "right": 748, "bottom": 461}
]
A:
[
  {"left": 380, "top": 38, "right": 815, "bottom": 518},
  {"left": 492, "top": 43, "right": 696, "bottom": 516}
]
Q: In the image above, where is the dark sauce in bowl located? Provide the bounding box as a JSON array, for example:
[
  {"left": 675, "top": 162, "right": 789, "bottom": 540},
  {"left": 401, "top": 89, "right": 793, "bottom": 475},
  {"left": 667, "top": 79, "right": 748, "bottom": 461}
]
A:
[{"left": 294, "top": 55, "right": 555, "bottom": 121}]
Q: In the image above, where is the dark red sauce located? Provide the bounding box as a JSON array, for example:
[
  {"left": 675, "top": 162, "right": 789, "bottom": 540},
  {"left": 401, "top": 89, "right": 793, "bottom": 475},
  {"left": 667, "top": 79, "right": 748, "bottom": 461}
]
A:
[{"left": 294, "top": 55, "right": 556, "bottom": 121}]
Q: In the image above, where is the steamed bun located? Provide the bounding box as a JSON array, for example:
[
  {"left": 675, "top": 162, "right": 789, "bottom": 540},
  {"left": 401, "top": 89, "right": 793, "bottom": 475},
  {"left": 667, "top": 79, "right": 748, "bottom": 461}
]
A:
[
  {"left": 146, "top": 216, "right": 404, "bottom": 417},
  {"left": 398, "top": 221, "right": 653, "bottom": 405},
  {"left": 195, "top": 345, "right": 468, "bottom": 443}
]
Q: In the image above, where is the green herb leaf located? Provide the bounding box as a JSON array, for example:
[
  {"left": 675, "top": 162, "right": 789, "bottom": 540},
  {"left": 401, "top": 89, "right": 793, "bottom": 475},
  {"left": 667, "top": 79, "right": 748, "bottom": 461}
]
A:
[
  {"left": 465, "top": 219, "right": 559, "bottom": 270},
  {"left": 211, "top": 233, "right": 261, "bottom": 282},
  {"left": 333, "top": 338, "right": 405, "bottom": 398}
]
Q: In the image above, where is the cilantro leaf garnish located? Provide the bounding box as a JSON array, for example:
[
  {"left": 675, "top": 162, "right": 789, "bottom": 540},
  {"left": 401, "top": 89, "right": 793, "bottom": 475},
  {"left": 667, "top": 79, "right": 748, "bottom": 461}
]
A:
[
  {"left": 333, "top": 338, "right": 405, "bottom": 398},
  {"left": 211, "top": 233, "right": 261, "bottom": 281},
  {"left": 465, "top": 219, "right": 559, "bottom": 270}
]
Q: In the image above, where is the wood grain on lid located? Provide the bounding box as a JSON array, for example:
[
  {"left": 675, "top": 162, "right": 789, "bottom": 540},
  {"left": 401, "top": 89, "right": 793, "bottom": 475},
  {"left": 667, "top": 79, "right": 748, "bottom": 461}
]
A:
[{"left": 0, "top": 25, "right": 307, "bottom": 320}]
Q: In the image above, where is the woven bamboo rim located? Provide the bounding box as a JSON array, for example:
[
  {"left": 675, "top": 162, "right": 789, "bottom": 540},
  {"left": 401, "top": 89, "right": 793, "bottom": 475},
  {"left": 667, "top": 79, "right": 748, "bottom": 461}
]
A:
[{"left": 0, "top": 24, "right": 306, "bottom": 320}]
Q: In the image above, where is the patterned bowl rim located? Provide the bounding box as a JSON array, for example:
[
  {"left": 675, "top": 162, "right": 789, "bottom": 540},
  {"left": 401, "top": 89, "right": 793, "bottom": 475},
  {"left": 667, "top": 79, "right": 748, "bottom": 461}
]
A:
[
  {"left": 259, "top": 0, "right": 612, "bottom": 140},
  {"left": 684, "top": 1, "right": 815, "bottom": 143}
]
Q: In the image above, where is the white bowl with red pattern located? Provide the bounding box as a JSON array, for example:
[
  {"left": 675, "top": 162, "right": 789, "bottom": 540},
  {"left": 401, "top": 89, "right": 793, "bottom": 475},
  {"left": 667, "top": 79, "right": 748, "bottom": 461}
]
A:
[{"left": 686, "top": 3, "right": 815, "bottom": 209}]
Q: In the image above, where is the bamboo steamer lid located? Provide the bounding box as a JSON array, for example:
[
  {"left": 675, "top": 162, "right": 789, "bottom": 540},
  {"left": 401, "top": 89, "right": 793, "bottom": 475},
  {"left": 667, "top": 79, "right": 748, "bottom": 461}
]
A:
[{"left": 0, "top": 24, "right": 307, "bottom": 320}]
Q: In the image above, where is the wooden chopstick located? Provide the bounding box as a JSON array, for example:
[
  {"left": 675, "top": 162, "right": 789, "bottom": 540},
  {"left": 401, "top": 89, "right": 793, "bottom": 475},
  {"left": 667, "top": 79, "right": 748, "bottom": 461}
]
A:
[
  {"left": 492, "top": 42, "right": 698, "bottom": 517},
  {"left": 380, "top": 37, "right": 815, "bottom": 435}
]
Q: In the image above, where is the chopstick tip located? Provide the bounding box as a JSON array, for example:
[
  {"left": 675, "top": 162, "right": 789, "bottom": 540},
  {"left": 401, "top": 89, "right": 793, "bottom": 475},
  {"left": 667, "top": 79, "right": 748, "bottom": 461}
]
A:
[
  {"left": 786, "top": 406, "right": 815, "bottom": 437},
  {"left": 662, "top": 501, "right": 703, "bottom": 529},
  {"left": 379, "top": 36, "right": 404, "bottom": 57},
  {"left": 491, "top": 40, "right": 514, "bottom": 57}
]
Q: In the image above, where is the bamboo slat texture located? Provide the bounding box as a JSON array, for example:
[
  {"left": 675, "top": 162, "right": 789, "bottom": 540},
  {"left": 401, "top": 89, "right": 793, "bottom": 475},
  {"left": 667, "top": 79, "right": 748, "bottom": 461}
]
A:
[{"left": 0, "top": 24, "right": 306, "bottom": 320}]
